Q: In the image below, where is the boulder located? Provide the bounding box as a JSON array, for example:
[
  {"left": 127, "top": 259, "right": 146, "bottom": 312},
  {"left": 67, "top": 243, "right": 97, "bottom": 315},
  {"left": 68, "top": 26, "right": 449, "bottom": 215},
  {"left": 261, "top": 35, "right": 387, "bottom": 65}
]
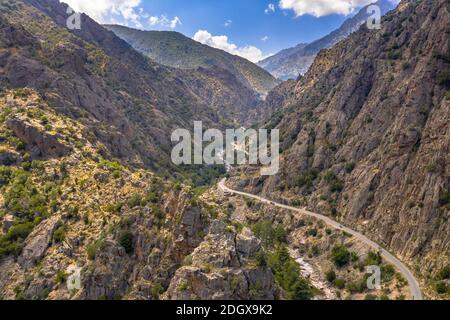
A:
[
  {"left": 18, "top": 216, "right": 60, "bottom": 269},
  {"left": 236, "top": 227, "right": 261, "bottom": 257},
  {"left": 2, "top": 214, "right": 15, "bottom": 233}
]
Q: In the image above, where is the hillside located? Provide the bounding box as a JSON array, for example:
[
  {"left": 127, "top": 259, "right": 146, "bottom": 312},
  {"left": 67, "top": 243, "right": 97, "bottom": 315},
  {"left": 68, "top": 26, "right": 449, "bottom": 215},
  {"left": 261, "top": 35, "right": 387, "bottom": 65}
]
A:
[
  {"left": 230, "top": 0, "right": 450, "bottom": 298},
  {"left": 258, "top": 0, "right": 396, "bottom": 80},
  {"left": 0, "top": 0, "right": 266, "bottom": 180},
  {"left": 0, "top": 90, "right": 411, "bottom": 301},
  {"left": 104, "top": 25, "right": 280, "bottom": 97}
]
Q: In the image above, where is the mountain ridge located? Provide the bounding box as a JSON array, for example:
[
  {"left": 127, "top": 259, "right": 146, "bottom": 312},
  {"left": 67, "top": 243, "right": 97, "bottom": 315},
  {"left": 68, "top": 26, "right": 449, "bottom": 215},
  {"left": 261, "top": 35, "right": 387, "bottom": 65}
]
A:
[
  {"left": 104, "top": 24, "right": 281, "bottom": 97},
  {"left": 258, "top": 0, "right": 397, "bottom": 80}
]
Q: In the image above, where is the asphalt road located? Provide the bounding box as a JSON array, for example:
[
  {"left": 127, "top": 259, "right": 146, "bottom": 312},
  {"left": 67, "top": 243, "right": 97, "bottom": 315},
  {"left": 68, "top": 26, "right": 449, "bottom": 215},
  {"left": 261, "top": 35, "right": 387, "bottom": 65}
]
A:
[{"left": 219, "top": 178, "right": 423, "bottom": 300}]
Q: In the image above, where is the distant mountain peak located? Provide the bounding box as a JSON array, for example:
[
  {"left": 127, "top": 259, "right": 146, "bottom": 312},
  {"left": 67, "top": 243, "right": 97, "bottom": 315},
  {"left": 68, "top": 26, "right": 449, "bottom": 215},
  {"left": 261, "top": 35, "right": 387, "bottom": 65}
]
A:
[{"left": 258, "top": 0, "right": 397, "bottom": 80}]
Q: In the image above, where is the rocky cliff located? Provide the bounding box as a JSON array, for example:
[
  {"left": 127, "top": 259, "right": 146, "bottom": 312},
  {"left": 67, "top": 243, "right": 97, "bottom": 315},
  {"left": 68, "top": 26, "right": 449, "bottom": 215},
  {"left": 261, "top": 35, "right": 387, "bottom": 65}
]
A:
[{"left": 232, "top": 0, "right": 450, "bottom": 296}]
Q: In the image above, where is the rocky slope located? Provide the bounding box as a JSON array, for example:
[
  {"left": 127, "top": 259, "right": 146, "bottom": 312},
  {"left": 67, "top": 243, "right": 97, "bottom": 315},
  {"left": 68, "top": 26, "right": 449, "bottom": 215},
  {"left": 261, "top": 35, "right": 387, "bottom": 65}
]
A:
[
  {"left": 0, "top": 90, "right": 283, "bottom": 300},
  {"left": 231, "top": 0, "right": 450, "bottom": 298},
  {"left": 258, "top": 0, "right": 397, "bottom": 80},
  {"left": 0, "top": 0, "right": 267, "bottom": 180},
  {"left": 104, "top": 25, "right": 280, "bottom": 97}
]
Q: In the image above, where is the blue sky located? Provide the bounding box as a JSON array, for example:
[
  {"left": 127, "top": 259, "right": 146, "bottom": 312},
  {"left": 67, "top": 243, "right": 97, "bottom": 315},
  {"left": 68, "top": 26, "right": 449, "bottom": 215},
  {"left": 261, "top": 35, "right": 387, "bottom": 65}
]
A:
[{"left": 62, "top": 0, "right": 395, "bottom": 62}]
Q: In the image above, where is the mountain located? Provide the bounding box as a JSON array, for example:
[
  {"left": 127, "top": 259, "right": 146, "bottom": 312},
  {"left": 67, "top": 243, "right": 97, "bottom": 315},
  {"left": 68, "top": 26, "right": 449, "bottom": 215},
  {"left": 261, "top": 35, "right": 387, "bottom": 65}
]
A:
[
  {"left": 230, "top": 0, "right": 450, "bottom": 297},
  {"left": 258, "top": 0, "right": 397, "bottom": 80},
  {"left": 0, "top": 0, "right": 270, "bottom": 179},
  {"left": 104, "top": 25, "right": 281, "bottom": 97}
]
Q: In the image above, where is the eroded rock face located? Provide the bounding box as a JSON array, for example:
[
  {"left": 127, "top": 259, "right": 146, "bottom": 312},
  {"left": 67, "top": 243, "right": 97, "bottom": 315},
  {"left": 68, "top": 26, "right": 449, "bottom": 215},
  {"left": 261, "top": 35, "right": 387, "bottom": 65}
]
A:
[
  {"left": 235, "top": 0, "right": 450, "bottom": 276},
  {"left": 1, "top": 215, "right": 14, "bottom": 233},
  {"left": 163, "top": 222, "right": 276, "bottom": 300},
  {"left": 236, "top": 227, "right": 261, "bottom": 258},
  {"left": 18, "top": 216, "right": 60, "bottom": 269},
  {"left": 6, "top": 116, "right": 71, "bottom": 158}
]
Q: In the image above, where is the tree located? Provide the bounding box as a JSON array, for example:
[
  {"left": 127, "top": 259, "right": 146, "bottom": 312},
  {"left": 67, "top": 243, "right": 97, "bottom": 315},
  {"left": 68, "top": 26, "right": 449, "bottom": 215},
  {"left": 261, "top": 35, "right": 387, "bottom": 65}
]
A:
[
  {"left": 331, "top": 245, "right": 351, "bottom": 267},
  {"left": 326, "top": 270, "right": 337, "bottom": 283}
]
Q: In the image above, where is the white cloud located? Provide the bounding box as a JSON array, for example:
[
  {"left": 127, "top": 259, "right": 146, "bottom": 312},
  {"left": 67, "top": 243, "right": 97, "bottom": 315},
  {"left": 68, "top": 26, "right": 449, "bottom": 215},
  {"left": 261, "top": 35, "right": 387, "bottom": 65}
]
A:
[
  {"left": 148, "top": 15, "right": 182, "bottom": 29},
  {"left": 224, "top": 20, "right": 233, "bottom": 27},
  {"left": 61, "top": 0, "right": 143, "bottom": 25},
  {"left": 193, "top": 30, "right": 268, "bottom": 63},
  {"left": 261, "top": 36, "right": 269, "bottom": 42},
  {"left": 265, "top": 3, "right": 276, "bottom": 14},
  {"left": 279, "top": 0, "right": 376, "bottom": 17}
]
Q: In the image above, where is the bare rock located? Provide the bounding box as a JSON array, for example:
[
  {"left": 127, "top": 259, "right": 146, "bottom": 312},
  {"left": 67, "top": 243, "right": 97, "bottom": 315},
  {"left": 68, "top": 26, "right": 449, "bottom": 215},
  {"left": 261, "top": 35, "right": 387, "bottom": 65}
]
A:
[
  {"left": 6, "top": 116, "right": 71, "bottom": 158},
  {"left": 18, "top": 216, "right": 60, "bottom": 269},
  {"left": 236, "top": 227, "right": 261, "bottom": 258}
]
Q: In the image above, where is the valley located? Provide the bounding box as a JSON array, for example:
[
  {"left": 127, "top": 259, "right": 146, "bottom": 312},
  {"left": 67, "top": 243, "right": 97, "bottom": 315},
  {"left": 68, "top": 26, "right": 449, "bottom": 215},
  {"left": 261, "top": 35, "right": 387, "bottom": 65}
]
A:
[{"left": 0, "top": 0, "right": 448, "bottom": 301}]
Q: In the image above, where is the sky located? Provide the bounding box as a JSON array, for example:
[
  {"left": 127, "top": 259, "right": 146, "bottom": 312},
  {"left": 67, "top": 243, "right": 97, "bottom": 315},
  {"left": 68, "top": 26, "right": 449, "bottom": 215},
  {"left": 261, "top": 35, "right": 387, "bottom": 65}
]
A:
[{"left": 61, "top": 0, "right": 398, "bottom": 63}]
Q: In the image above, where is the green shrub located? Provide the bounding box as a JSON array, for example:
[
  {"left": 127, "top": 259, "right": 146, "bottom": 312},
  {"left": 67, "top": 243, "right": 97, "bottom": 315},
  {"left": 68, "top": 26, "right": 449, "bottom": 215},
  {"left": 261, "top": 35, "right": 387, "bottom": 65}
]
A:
[
  {"left": 437, "top": 70, "right": 450, "bottom": 87},
  {"left": 177, "top": 281, "right": 188, "bottom": 292},
  {"left": 364, "top": 250, "right": 382, "bottom": 266},
  {"left": 381, "top": 264, "right": 396, "bottom": 282},
  {"left": 439, "top": 192, "right": 450, "bottom": 207},
  {"left": 436, "top": 266, "right": 450, "bottom": 280},
  {"left": 127, "top": 194, "right": 143, "bottom": 208},
  {"left": 52, "top": 225, "right": 66, "bottom": 243},
  {"left": 306, "top": 228, "right": 318, "bottom": 237},
  {"left": 295, "top": 169, "right": 319, "bottom": 190},
  {"left": 87, "top": 238, "right": 105, "bottom": 260},
  {"left": 435, "top": 281, "right": 449, "bottom": 295},
  {"left": 0, "top": 166, "right": 13, "bottom": 186},
  {"left": 252, "top": 221, "right": 286, "bottom": 248},
  {"left": 255, "top": 251, "right": 267, "bottom": 267},
  {"left": 151, "top": 283, "right": 164, "bottom": 300},
  {"left": 345, "top": 162, "right": 356, "bottom": 173},
  {"left": 267, "top": 246, "right": 315, "bottom": 300},
  {"left": 331, "top": 244, "right": 351, "bottom": 267},
  {"left": 118, "top": 231, "right": 134, "bottom": 254},
  {"left": 334, "top": 278, "right": 346, "bottom": 289},
  {"left": 324, "top": 171, "right": 344, "bottom": 193},
  {"left": 55, "top": 271, "right": 67, "bottom": 284},
  {"left": 325, "top": 270, "right": 336, "bottom": 283}
]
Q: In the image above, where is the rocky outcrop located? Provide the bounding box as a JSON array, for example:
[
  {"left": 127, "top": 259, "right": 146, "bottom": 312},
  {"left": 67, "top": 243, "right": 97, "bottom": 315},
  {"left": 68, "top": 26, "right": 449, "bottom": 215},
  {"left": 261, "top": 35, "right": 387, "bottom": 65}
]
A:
[
  {"left": 6, "top": 116, "right": 70, "bottom": 158},
  {"left": 164, "top": 221, "right": 276, "bottom": 300},
  {"left": 18, "top": 216, "right": 59, "bottom": 269}
]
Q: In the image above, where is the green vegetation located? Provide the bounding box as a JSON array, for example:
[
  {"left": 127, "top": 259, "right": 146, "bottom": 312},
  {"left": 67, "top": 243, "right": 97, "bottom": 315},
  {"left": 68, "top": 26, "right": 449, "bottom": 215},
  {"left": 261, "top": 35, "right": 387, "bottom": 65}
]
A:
[
  {"left": 436, "top": 266, "right": 450, "bottom": 280},
  {"left": 267, "top": 246, "right": 315, "bottom": 300},
  {"left": 177, "top": 281, "right": 189, "bottom": 292},
  {"left": 364, "top": 250, "right": 382, "bottom": 266},
  {"left": 436, "top": 70, "right": 450, "bottom": 87},
  {"left": 52, "top": 225, "right": 66, "bottom": 243},
  {"left": 439, "top": 192, "right": 450, "bottom": 208},
  {"left": 151, "top": 283, "right": 165, "bottom": 300},
  {"left": 435, "top": 281, "right": 449, "bottom": 295},
  {"left": 251, "top": 220, "right": 287, "bottom": 248},
  {"left": 0, "top": 168, "right": 50, "bottom": 257},
  {"left": 118, "top": 231, "right": 134, "bottom": 254},
  {"left": 330, "top": 244, "right": 351, "bottom": 267},
  {"left": 334, "top": 278, "right": 346, "bottom": 289},
  {"left": 324, "top": 171, "right": 344, "bottom": 193},
  {"left": 325, "top": 270, "right": 337, "bottom": 283},
  {"left": 87, "top": 238, "right": 105, "bottom": 260},
  {"left": 295, "top": 169, "right": 319, "bottom": 191},
  {"left": 55, "top": 271, "right": 68, "bottom": 285}
]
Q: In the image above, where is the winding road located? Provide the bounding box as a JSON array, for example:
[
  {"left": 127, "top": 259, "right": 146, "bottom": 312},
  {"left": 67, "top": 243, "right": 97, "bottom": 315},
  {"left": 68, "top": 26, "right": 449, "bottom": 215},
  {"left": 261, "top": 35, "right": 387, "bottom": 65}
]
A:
[{"left": 219, "top": 178, "right": 423, "bottom": 300}]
